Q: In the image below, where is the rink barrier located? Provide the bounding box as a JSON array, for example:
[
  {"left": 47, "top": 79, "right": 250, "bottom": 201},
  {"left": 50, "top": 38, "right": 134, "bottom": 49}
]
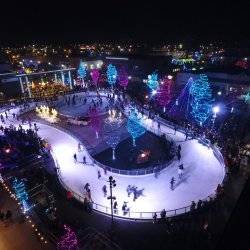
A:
[{"left": 53, "top": 151, "right": 218, "bottom": 220}]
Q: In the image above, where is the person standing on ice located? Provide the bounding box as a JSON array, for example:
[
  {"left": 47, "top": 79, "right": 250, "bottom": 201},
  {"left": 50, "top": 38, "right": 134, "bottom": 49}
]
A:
[
  {"left": 73, "top": 153, "right": 77, "bottom": 163},
  {"left": 126, "top": 185, "right": 132, "bottom": 197},
  {"left": 174, "top": 126, "right": 177, "bottom": 135},
  {"left": 178, "top": 167, "right": 183, "bottom": 179},
  {"left": 170, "top": 177, "right": 175, "bottom": 190},
  {"left": 84, "top": 183, "right": 90, "bottom": 191},
  {"left": 113, "top": 201, "right": 118, "bottom": 214},
  {"left": 83, "top": 155, "right": 86, "bottom": 164},
  {"left": 177, "top": 151, "right": 181, "bottom": 161},
  {"left": 153, "top": 213, "right": 157, "bottom": 223},
  {"left": 78, "top": 142, "right": 81, "bottom": 152},
  {"left": 102, "top": 185, "right": 107, "bottom": 197},
  {"left": 98, "top": 170, "right": 101, "bottom": 179}
]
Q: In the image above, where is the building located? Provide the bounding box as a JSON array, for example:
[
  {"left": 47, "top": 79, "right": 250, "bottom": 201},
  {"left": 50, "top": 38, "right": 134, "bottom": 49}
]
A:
[{"left": 176, "top": 71, "right": 250, "bottom": 95}]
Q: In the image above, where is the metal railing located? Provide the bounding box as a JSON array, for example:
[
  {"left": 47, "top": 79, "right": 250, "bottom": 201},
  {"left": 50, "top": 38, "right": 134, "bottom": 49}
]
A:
[{"left": 52, "top": 150, "right": 217, "bottom": 220}]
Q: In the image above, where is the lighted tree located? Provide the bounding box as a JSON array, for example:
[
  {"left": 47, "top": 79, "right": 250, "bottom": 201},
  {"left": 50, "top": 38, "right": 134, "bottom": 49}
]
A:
[
  {"left": 57, "top": 225, "right": 78, "bottom": 250},
  {"left": 169, "top": 77, "right": 193, "bottom": 119},
  {"left": 89, "top": 107, "right": 102, "bottom": 138},
  {"left": 157, "top": 75, "right": 173, "bottom": 112},
  {"left": 118, "top": 66, "right": 129, "bottom": 89},
  {"left": 106, "top": 64, "right": 117, "bottom": 88},
  {"left": 190, "top": 74, "right": 213, "bottom": 125},
  {"left": 12, "top": 178, "right": 30, "bottom": 213},
  {"left": 90, "top": 68, "right": 100, "bottom": 88},
  {"left": 244, "top": 91, "right": 250, "bottom": 104},
  {"left": 127, "top": 109, "right": 146, "bottom": 146},
  {"left": 147, "top": 72, "right": 159, "bottom": 91},
  {"left": 105, "top": 134, "right": 120, "bottom": 160},
  {"left": 77, "top": 60, "right": 87, "bottom": 87},
  {"left": 104, "top": 109, "right": 124, "bottom": 160}
]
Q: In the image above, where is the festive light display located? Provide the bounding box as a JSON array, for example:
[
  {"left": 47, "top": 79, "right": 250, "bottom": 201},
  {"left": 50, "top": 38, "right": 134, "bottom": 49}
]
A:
[
  {"left": 244, "top": 91, "right": 250, "bottom": 104},
  {"left": 147, "top": 72, "right": 159, "bottom": 91},
  {"left": 89, "top": 107, "right": 102, "bottom": 138},
  {"left": 190, "top": 74, "right": 213, "bottom": 125},
  {"left": 106, "top": 134, "right": 120, "bottom": 160},
  {"left": 90, "top": 68, "right": 100, "bottom": 87},
  {"left": 118, "top": 66, "right": 129, "bottom": 89},
  {"left": 57, "top": 225, "right": 78, "bottom": 250},
  {"left": 127, "top": 109, "right": 146, "bottom": 146},
  {"left": 36, "top": 106, "right": 58, "bottom": 123},
  {"left": 1, "top": 181, "right": 48, "bottom": 244},
  {"left": 169, "top": 77, "right": 193, "bottom": 118},
  {"left": 12, "top": 178, "right": 30, "bottom": 213},
  {"left": 106, "top": 64, "right": 117, "bottom": 87},
  {"left": 104, "top": 109, "right": 124, "bottom": 160},
  {"left": 77, "top": 60, "right": 87, "bottom": 86},
  {"left": 157, "top": 75, "right": 173, "bottom": 112}
]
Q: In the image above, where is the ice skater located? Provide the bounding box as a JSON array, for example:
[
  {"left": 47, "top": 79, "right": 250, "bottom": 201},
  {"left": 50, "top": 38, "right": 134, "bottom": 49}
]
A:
[
  {"left": 98, "top": 170, "right": 101, "bottom": 179},
  {"left": 178, "top": 167, "right": 183, "bottom": 179},
  {"left": 122, "top": 202, "right": 129, "bottom": 215},
  {"left": 126, "top": 185, "right": 132, "bottom": 197},
  {"left": 78, "top": 142, "right": 82, "bottom": 152},
  {"left": 133, "top": 187, "right": 138, "bottom": 201},
  {"left": 102, "top": 185, "right": 107, "bottom": 197},
  {"left": 84, "top": 183, "right": 90, "bottom": 191},
  {"left": 177, "top": 151, "right": 181, "bottom": 161},
  {"left": 170, "top": 177, "right": 175, "bottom": 190},
  {"left": 73, "top": 153, "right": 77, "bottom": 163},
  {"left": 83, "top": 155, "right": 86, "bottom": 164},
  {"left": 113, "top": 201, "right": 118, "bottom": 214},
  {"left": 153, "top": 213, "right": 157, "bottom": 224}
]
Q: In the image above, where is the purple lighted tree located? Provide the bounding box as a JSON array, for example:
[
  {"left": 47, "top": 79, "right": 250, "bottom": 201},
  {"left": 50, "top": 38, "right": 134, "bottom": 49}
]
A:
[
  {"left": 118, "top": 66, "right": 129, "bottom": 89},
  {"left": 90, "top": 69, "right": 100, "bottom": 88},
  {"left": 89, "top": 107, "right": 102, "bottom": 139},
  {"left": 157, "top": 75, "right": 173, "bottom": 112},
  {"left": 57, "top": 225, "right": 78, "bottom": 250}
]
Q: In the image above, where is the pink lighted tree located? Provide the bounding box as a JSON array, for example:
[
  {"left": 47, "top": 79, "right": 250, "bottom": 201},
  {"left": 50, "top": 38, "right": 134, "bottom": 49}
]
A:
[
  {"left": 89, "top": 107, "right": 102, "bottom": 138},
  {"left": 157, "top": 75, "right": 173, "bottom": 112},
  {"left": 57, "top": 225, "right": 78, "bottom": 250},
  {"left": 118, "top": 66, "right": 129, "bottom": 89},
  {"left": 90, "top": 69, "right": 100, "bottom": 88}
]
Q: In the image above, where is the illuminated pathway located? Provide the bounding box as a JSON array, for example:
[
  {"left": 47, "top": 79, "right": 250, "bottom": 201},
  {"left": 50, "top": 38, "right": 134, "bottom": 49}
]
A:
[{"left": 1, "top": 104, "right": 225, "bottom": 220}]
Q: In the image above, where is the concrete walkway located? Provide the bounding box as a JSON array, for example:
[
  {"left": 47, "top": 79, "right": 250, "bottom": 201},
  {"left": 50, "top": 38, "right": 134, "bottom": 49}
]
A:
[{"left": 0, "top": 187, "right": 53, "bottom": 250}]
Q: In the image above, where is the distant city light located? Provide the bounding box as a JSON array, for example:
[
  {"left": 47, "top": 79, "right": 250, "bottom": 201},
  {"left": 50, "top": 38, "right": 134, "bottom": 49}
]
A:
[{"left": 217, "top": 91, "right": 222, "bottom": 95}]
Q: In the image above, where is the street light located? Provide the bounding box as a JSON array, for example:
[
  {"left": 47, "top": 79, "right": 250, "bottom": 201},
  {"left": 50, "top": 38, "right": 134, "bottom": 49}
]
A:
[
  {"left": 212, "top": 106, "right": 220, "bottom": 118},
  {"left": 212, "top": 106, "right": 220, "bottom": 130},
  {"left": 107, "top": 176, "right": 116, "bottom": 224}
]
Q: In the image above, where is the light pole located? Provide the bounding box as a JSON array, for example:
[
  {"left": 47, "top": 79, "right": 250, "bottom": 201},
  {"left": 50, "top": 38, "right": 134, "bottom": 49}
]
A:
[{"left": 107, "top": 176, "right": 116, "bottom": 224}]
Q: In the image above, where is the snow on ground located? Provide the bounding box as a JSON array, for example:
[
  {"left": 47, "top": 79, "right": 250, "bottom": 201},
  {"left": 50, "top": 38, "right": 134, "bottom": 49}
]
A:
[{"left": 1, "top": 100, "right": 225, "bottom": 219}]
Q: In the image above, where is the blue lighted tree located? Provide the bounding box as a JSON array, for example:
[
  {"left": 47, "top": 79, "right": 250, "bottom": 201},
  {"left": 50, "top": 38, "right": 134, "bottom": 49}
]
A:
[
  {"left": 244, "top": 91, "right": 250, "bottom": 104},
  {"left": 127, "top": 109, "right": 146, "bottom": 146},
  {"left": 77, "top": 60, "right": 87, "bottom": 87},
  {"left": 12, "top": 178, "right": 30, "bottom": 213},
  {"left": 190, "top": 74, "right": 213, "bottom": 125},
  {"left": 147, "top": 72, "right": 159, "bottom": 91},
  {"left": 107, "top": 64, "right": 117, "bottom": 89}
]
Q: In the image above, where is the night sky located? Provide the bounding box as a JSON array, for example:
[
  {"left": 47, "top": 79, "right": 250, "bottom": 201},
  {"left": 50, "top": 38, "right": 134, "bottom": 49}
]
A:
[{"left": 1, "top": 1, "right": 250, "bottom": 44}]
